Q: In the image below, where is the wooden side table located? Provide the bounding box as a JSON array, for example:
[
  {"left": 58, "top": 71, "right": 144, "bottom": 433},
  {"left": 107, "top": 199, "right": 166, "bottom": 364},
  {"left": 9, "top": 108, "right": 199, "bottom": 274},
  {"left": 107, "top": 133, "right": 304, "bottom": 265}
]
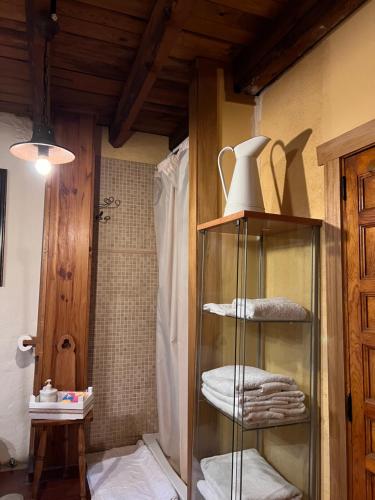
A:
[{"left": 31, "top": 411, "right": 93, "bottom": 500}]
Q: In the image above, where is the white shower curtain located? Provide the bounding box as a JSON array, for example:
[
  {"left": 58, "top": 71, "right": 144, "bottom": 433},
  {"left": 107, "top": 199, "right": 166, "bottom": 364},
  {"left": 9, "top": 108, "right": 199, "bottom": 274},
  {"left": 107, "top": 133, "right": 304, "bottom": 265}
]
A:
[{"left": 154, "top": 138, "right": 189, "bottom": 482}]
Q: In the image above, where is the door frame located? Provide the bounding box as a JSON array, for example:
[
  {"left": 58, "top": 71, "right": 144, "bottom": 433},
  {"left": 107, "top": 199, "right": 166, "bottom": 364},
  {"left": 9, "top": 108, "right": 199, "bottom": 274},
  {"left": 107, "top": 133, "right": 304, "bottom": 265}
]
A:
[{"left": 317, "top": 119, "right": 375, "bottom": 500}]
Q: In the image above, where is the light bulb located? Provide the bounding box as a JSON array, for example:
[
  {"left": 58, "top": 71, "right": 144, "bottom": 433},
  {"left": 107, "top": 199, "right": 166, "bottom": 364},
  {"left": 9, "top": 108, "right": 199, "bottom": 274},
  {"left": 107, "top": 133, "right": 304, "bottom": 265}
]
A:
[{"left": 35, "top": 155, "right": 52, "bottom": 176}]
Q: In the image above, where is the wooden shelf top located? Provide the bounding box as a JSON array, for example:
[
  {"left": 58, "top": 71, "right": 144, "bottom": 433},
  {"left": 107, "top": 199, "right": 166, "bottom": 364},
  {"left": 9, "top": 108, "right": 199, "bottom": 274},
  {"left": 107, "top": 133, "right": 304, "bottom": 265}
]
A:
[{"left": 197, "top": 210, "right": 322, "bottom": 234}]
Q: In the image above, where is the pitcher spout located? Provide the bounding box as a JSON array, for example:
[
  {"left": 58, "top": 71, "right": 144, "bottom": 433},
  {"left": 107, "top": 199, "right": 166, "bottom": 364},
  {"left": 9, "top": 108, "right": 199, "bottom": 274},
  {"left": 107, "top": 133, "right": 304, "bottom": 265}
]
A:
[{"left": 234, "top": 135, "right": 271, "bottom": 159}]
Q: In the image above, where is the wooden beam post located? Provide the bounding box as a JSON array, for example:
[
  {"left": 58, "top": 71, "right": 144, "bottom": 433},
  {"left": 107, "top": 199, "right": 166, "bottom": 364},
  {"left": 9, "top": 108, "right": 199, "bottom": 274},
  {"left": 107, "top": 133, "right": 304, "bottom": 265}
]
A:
[
  {"left": 33, "top": 112, "right": 96, "bottom": 469},
  {"left": 35, "top": 112, "right": 96, "bottom": 395},
  {"left": 188, "top": 58, "right": 221, "bottom": 491},
  {"left": 109, "top": 0, "right": 193, "bottom": 148},
  {"left": 25, "top": 0, "right": 58, "bottom": 125}
]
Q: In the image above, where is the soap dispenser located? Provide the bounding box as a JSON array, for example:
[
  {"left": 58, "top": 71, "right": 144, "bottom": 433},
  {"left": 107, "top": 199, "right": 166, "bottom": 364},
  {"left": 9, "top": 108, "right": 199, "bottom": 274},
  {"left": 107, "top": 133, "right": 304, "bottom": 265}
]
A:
[{"left": 39, "top": 379, "right": 58, "bottom": 403}]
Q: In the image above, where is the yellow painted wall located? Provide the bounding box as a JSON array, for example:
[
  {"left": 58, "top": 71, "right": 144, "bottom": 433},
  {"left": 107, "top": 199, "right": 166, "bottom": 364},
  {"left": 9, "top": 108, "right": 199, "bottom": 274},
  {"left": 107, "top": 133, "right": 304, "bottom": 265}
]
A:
[
  {"left": 219, "top": 70, "right": 254, "bottom": 214},
  {"left": 258, "top": 0, "right": 375, "bottom": 220},
  {"left": 219, "top": 1, "right": 375, "bottom": 498},
  {"left": 101, "top": 127, "right": 170, "bottom": 164},
  {"left": 256, "top": 2, "right": 375, "bottom": 497}
]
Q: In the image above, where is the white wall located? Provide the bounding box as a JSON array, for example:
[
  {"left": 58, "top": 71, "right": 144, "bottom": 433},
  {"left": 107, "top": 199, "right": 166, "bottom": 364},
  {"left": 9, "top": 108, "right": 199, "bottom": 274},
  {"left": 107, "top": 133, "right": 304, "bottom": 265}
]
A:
[
  {"left": 0, "top": 120, "right": 168, "bottom": 465},
  {"left": 0, "top": 113, "right": 45, "bottom": 464}
]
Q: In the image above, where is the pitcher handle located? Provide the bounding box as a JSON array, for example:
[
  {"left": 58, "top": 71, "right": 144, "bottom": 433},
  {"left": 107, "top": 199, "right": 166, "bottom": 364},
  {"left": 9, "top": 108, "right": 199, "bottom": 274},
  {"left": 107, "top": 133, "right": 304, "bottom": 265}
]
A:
[{"left": 217, "top": 146, "right": 234, "bottom": 202}]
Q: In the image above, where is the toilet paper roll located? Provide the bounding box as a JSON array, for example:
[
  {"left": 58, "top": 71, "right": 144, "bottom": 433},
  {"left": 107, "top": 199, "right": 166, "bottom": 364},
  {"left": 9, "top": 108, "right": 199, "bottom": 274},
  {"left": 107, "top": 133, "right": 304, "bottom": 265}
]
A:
[{"left": 17, "top": 335, "right": 33, "bottom": 352}]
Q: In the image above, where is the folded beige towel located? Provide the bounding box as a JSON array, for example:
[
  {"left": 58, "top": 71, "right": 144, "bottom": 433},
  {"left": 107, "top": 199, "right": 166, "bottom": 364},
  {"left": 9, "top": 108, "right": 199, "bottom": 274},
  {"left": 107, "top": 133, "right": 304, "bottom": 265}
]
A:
[
  {"left": 203, "top": 297, "right": 308, "bottom": 321},
  {"left": 233, "top": 297, "right": 308, "bottom": 321},
  {"left": 201, "top": 385, "right": 306, "bottom": 422},
  {"left": 243, "top": 405, "right": 306, "bottom": 422},
  {"left": 202, "top": 382, "right": 304, "bottom": 406}
]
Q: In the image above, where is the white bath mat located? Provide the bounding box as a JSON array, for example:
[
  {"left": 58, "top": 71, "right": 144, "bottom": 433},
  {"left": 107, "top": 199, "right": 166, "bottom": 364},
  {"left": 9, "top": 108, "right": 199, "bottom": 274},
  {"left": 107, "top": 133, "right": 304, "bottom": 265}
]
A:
[
  {"left": 87, "top": 441, "right": 178, "bottom": 500},
  {"left": 87, "top": 443, "right": 139, "bottom": 465}
]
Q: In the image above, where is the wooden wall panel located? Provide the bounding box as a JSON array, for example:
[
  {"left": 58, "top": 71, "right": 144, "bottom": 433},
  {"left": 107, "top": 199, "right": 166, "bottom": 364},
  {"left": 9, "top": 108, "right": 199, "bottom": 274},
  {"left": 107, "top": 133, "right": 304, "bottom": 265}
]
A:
[
  {"left": 188, "top": 59, "right": 220, "bottom": 492},
  {"left": 34, "top": 112, "right": 96, "bottom": 395}
]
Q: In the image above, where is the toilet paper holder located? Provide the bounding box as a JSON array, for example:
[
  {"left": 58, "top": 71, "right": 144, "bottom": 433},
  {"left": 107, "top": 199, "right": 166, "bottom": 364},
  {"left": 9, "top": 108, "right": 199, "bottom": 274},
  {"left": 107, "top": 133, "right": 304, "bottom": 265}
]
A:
[{"left": 17, "top": 335, "right": 40, "bottom": 356}]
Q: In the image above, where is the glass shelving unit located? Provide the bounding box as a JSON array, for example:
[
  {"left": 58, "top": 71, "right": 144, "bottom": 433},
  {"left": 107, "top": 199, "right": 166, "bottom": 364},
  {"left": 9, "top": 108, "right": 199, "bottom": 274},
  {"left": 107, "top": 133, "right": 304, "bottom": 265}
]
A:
[{"left": 192, "top": 211, "right": 321, "bottom": 500}]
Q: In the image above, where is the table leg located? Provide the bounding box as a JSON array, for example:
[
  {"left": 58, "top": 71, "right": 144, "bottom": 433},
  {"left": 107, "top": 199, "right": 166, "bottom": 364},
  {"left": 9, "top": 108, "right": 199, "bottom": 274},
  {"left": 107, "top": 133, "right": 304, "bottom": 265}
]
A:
[
  {"left": 78, "top": 423, "right": 86, "bottom": 500},
  {"left": 63, "top": 425, "right": 69, "bottom": 478},
  {"left": 32, "top": 426, "right": 47, "bottom": 500}
]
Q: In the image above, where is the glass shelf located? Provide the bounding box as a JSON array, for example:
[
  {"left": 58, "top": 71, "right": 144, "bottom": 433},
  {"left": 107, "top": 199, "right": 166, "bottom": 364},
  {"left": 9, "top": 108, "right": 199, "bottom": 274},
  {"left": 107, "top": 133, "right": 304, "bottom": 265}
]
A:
[
  {"left": 193, "top": 212, "right": 321, "bottom": 499},
  {"left": 197, "top": 210, "right": 322, "bottom": 235},
  {"left": 200, "top": 396, "right": 311, "bottom": 432},
  {"left": 202, "top": 309, "right": 312, "bottom": 324}
]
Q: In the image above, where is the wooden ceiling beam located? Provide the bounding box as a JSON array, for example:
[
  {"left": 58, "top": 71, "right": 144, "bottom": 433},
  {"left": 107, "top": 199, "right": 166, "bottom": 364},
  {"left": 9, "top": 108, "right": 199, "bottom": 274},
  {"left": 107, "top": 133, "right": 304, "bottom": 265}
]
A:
[
  {"left": 211, "top": 0, "right": 286, "bottom": 19},
  {"left": 169, "top": 117, "right": 188, "bottom": 151},
  {"left": 109, "top": 0, "right": 194, "bottom": 148},
  {"left": 25, "top": 0, "right": 56, "bottom": 125},
  {"left": 234, "top": 0, "right": 368, "bottom": 95}
]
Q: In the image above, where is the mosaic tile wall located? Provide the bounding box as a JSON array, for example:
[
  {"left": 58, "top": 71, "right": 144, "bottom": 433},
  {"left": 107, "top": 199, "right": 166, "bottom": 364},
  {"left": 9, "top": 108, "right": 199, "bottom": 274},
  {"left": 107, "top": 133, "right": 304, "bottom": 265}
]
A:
[{"left": 88, "top": 157, "right": 158, "bottom": 451}]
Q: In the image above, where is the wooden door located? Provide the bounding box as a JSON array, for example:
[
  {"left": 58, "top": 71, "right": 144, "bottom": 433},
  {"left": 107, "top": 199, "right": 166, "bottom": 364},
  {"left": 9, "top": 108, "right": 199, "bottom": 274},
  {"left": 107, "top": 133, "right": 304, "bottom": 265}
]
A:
[{"left": 344, "top": 145, "right": 375, "bottom": 499}]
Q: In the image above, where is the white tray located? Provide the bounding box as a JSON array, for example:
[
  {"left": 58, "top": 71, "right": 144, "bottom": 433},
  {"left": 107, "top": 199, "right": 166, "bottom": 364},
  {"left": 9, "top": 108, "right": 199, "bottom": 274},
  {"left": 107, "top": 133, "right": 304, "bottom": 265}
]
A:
[{"left": 29, "top": 387, "right": 94, "bottom": 420}]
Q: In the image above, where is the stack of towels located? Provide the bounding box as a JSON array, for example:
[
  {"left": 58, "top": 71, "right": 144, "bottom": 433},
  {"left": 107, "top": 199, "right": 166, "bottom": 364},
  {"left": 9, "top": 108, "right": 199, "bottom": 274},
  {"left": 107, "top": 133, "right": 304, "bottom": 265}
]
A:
[
  {"left": 203, "top": 297, "right": 308, "bottom": 321},
  {"left": 197, "top": 448, "right": 302, "bottom": 500},
  {"left": 202, "top": 365, "right": 306, "bottom": 423}
]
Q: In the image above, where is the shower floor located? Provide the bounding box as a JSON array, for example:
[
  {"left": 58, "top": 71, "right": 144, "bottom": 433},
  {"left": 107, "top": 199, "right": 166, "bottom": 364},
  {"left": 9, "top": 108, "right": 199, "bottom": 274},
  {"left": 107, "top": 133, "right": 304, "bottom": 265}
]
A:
[
  {"left": 86, "top": 436, "right": 186, "bottom": 500},
  {"left": 142, "top": 433, "right": 187, "bottom": 500}
]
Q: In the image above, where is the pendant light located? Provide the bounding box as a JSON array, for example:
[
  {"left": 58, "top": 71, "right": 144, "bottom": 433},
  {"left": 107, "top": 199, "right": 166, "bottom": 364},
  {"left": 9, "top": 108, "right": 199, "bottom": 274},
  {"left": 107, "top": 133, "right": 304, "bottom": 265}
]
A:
[{"left": 9, "top": 1, "right": 74, "bottom": 175}]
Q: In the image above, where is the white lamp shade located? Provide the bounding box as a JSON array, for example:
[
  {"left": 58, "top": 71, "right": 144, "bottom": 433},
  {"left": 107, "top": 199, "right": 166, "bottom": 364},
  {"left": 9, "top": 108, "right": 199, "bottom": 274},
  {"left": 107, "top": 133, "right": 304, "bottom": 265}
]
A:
[
  {"left": 9, "top": 124, "right": 75, "bottom": 165},
  {"left": 9, "top": 141, "right": 75, "bottom": 164}
]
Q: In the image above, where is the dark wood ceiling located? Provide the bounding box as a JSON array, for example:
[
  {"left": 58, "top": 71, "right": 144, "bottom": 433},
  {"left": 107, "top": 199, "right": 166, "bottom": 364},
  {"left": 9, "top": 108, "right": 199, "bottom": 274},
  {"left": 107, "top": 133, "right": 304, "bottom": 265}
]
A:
[{"left": 0, "top": 0, "right": 367, "bottom": 149}]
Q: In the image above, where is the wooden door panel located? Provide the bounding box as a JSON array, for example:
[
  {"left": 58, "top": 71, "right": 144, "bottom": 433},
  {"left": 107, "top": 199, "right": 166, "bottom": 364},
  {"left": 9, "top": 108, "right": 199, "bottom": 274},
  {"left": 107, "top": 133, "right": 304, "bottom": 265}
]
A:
[
  {"left": 370, "top": 423, "right": 375, "bottom": 453},
  {"left": 345, "top": 145, "right": 375, "bottom": 499},
  {"left": 359, "top": 173, "right": 375, "bottom": 211},
  {"left": 360, "top": 225, "right": 375, "bottom": 278},
  {"left": 361, "top": 294, "right": 375, "bottom": 332},
  {"left": 364, "top": 347, "right": 375, "bottom": 402}
]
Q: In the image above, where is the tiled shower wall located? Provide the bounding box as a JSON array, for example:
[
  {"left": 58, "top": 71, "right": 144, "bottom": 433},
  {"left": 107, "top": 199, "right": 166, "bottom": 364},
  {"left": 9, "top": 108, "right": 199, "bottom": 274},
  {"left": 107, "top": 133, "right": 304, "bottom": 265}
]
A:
[{"left": 88, "top": 157, "right": 158, "bottom": 451}]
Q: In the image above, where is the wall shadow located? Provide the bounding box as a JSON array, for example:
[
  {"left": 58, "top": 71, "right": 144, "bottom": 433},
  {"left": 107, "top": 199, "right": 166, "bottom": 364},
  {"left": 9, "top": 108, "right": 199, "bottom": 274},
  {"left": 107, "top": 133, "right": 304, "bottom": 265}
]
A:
[
  {"left": 269, "top": 129, "right": 312, "bottom": 217},
  {"left": 87, "top": 152, "right": 101, "bottom": 392},
  {"left": 0, "top": 439, "right": 12, "bottom": 464}
]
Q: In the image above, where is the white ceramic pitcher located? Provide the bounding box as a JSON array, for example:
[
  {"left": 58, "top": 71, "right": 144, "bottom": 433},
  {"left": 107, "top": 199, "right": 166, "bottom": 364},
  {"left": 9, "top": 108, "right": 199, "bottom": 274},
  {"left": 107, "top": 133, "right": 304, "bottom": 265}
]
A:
[{"left": 218, "top": 136, "right": 271, "bottom": 216}]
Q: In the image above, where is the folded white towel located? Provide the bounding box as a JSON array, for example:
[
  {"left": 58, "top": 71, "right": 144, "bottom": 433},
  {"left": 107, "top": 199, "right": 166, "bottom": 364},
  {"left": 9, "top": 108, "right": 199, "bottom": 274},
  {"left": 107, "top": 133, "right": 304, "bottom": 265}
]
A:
[
  {"left": 203, "top": 303, "right": 233, "bottom": 316},
  {"left": 203, "top": 297, "right": 308, "bottom": 321},
  {"left": 197, "top": 479, "right": 221, "bottom": 500},
  {"left": 201, "top": 449, "right": 302, "bottom": 500},
  {"left": 233, "top": 297, "right": 307, "bottom": 321},
  {"left": 202, "top": 365, "right": 296, "bottom": 395}
]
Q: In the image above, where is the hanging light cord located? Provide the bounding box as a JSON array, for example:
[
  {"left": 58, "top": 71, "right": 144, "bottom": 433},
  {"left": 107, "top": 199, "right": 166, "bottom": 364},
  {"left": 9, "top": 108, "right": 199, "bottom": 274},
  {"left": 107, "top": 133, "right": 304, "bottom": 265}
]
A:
[
  {"left": 41, "top": 0, "right": 58, "bottom": 127},
  {"left": 50, "top": 0, "right": 57, "bottom": 20},
  {"left": 42, "top": 37, "right": 49, "bottom": 127}
]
